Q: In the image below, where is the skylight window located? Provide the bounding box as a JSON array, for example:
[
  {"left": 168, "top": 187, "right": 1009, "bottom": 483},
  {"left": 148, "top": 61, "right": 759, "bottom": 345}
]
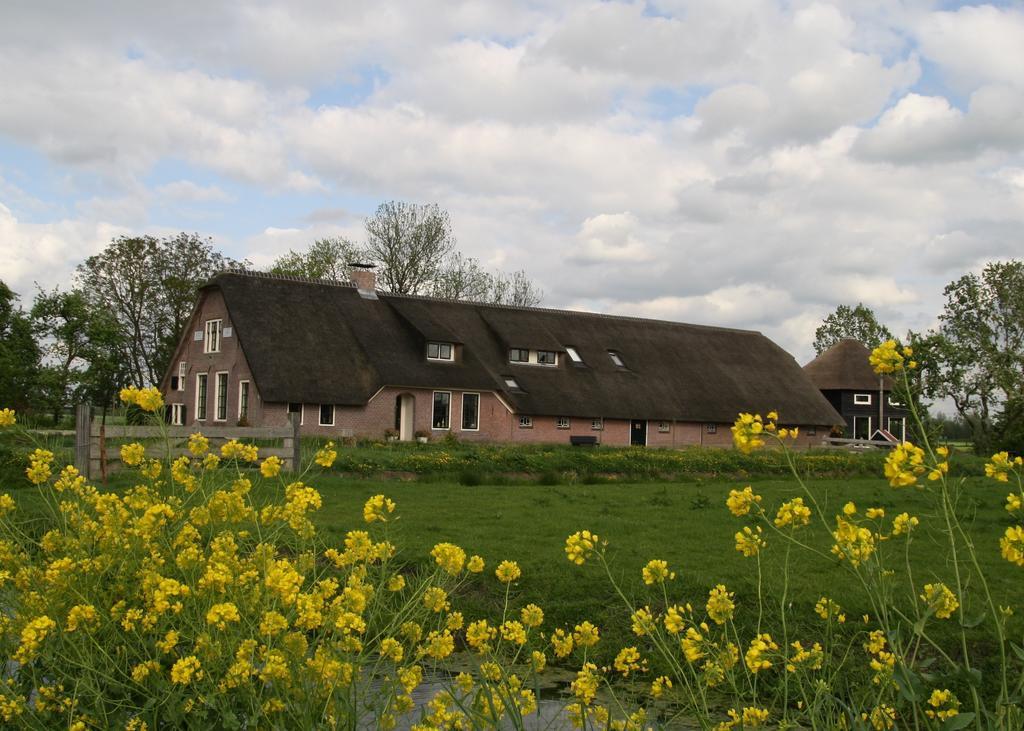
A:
[
  {"left": 608, "top": 350, "right": 625, "bottom": 367},
  {"left": 565, "top": 346, "right": 583, "bottom": 363},
  {"left": 503, "top": 376, "right": 521, "bottom": 390}
]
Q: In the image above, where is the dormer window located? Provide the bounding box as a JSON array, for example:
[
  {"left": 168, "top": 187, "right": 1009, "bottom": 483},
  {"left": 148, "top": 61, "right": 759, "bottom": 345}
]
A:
[
  {"left": 565, "top": 346, "right": 583, "bottom": 364},
  {"left": 503, "top": 376, "right": 521, "bottom": 390},
  {"left": 537, "top": 350, "right": 557, "bottom": 365},
  {"left": 427, "top": 342, "right": 454, "bottom": 361},
  {"left": 608, "top": 350, "right": 625, "bottom": 367},
  {"left": 509, "top": 348, "right": 529, "bottom": 363}
]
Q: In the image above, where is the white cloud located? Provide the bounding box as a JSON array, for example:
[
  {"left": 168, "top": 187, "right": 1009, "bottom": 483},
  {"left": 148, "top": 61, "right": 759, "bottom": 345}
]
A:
[
  {"left": 916, "top": 5, "right": 1024, "bottom": 91},
  {"left": 156, "top": 180, "right": 234, "bottom": 203}
]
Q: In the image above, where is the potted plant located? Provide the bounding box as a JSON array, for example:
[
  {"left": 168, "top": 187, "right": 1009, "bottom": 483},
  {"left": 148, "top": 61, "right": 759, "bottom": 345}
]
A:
[
  {"left": 414, "top": 429, "right": 430, "bottom": 444},
  {"left": 384, "top": 428, "right": 399, "bottom": 442}
]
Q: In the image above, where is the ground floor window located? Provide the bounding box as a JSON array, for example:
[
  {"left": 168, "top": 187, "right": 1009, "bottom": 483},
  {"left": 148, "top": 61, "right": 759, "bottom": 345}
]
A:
[
  {"left": 319, "top": 404, "right": 335, "bottom": 426},
  {"left": 706, "top": 424, "right": 717, "bottom": 434},
  {"left": 556, "top": 416, "right": 570, "bottom": 429},
  {"left": 591, "top": 418, "right": 603, "bottom": 431},
  {"left": 433, "top": 391, "right": 451, "bottom": 429},
  {"left": 658, "top": 421, "right": 670, "bottom": 433},
  {"left": 519, "top": 416, "right": 533, "bottom": 428},
  {"left": 196, "top": 374, "right": 208, "bottom": 421},
  {"left": 215, "top": 372, "right": 229, "bottom": 421},
  {"left": 854, "top": 415, "right": 872, "bottom": 440},
  {"left": 888, "top": 416, "right": 905, "bottom": 441},
  {"left": 461, "top": 393, "right": 479, "bottom": 431},
  {"left": 171, "top": 403, "right": 185, "bottom": 425},
  {"left": 238, "top": 381, "right": 250, "bottom": 420}
]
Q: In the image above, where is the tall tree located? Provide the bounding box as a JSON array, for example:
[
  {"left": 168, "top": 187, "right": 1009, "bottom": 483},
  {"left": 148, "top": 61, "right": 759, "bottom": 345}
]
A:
[
  {"left": 0, "top": 281, "right": 41, "bottom": 412},
  {"left": 363, "top": 201, "right": 457, "bottom": 295},
  {"left": 76, "top": 234, "right": 244, "bottom": 386},
  {"left": 488, "top": 269, "right": 544, "bottom": 308},
  {"left": 913, "top": 261, "right": 1024, "bottom": 452},
  {"left": 429, "top": 253, "right": 493, "bottom": 302},
  {"left": 269, "top": 237, "right": 362, "bottom": 281},
  {"left": 813, "top": 303, "right": 894, "bottom": 355}
]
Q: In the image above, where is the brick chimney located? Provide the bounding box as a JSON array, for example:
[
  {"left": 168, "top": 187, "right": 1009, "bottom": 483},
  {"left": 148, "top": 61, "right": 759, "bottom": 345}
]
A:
[{"left": 349, "top": 263, "right": 377, "bottom": 291}]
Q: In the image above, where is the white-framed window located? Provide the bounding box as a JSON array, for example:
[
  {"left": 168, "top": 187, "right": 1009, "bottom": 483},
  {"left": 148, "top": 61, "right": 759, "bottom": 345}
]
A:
[
  {"left": 461, "top": 393, "right": 480, "bottom": 431},
  {"left": 519, "top": 415, "right": 533, "bottom": 428},
  {"left": 432, "top": 391, "right": 451, "bottom": 429},
  {"left": 319, "top": 404, "right": 335, "bottom": 426},
  {"left": 195, "top": 373, "right": 208, "bottom": 421},
  {"left": 608, "top": 350, "right": 625, "bottom": 367},
  {"left": 888, "top": 395, "right": 904, "bottom": 407},
  {"left": 854, "top": 393, "right": 872, "bottom": 405},
  {"left": 556, "top": 416, "right": 570, "bottom": 429},
  {"left": 214, "top": 372, "right": 228, "bottom": 421},
  {"left": 171, "top": 403, "right": 185, "bottom": 426},
  {"left": 204, "top": 319, "right": 223, "bottom": 354},
  {"left": 658, "top": 421, "right": 670, "bottom": 433},
  {"left": 706, "top": 423, "right": 717, "bottom": 434},
  {"left": 427, "top": 342, "right": 454, "bottom": 361},
  {"left": 565, "top": 346, "right": 583, "bottom": 364},
  {"left": 591, "top": 418, "right": 603, "bottom": 431},
  {"left": 854, "top": 415, "right": 872, "bottom": 440},
  {"left": 177, "top": 362, "right": 187, "bottom": 391},
  {"left": 537, "top": 350, "right": 557, "bottom": 365},
  {"left": 509, "top": 348, "right": 529, "bottom": 363},
  {"left": 503, "top": 376, "right": 520, "bottom": 390},
  {"left": 238, "top": 380, "right": 250, "bottom": 420},
  {"left": 888, "top": 417, "right": 906, "bottom": 441}
]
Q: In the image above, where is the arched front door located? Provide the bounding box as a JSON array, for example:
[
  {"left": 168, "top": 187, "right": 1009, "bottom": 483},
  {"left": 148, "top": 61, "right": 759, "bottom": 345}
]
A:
[{"left": 396, "top": 393, "right": 415, "bottom": 441}]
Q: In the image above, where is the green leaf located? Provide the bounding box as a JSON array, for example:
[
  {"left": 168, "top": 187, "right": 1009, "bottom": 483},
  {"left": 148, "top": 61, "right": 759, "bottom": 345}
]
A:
[
  {"left": 1011, "top": 642, "right": 1024, "bottom": 662},
  {"left": 893, "top": 666, "right": 924, "bottom": 702},
  {"left": 941, "top": 712, "right": 975, "bottom": 730},
  {"left": 960, "top": 611, "right": 986, "bottom": 629}
]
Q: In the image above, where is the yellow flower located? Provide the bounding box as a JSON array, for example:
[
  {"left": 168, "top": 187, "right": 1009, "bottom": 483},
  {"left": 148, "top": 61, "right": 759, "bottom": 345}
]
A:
[
  {"left": 121, "top": 386, "right": 164, "bottom": 412},
  {"left": 431, "top": 542, "right": 466, "bottom": 574},
  {"left": 920, "top": 583, "right": 959, "bottom": 619},
  {"left": 785, "top": 640, "right": 823, "bottom": 672},
  {"left": 726, "top": 486, "right": 762, "bottom": 517},
  {"left": 521, "top": 603, "right": 544, "bottom": 628},
  {"left": 363, "top": 494, "right": 396, "bottom": 523},
  {"left": 500, "top": 620, "right": 527, "bottom": 645},
  {"left": 613, "top": 646, "right": 644, "bottom": 676},
  {"left": 884, "top": 442, "right": 927, "bottom": 487},
  {"left": 641, "top": 559, "right": 675, "bottom": 584},
  {"left": 495, "top": 560, "right": 521, "bottom": 583},
  {"left": 650, "top": 676, "right": 672, "bottom": 699},
  {"left": 570, "top": 662, "right": 600, "bottom": 704},
  {"left": 65, "top": 604, "right": 98, "bottom": 632},
  {"left": 891, "top": 513, "right": 919, "bottom": 536},
  {"left": 744, "top": 633, "right": 778, "bottom": 673},
  {"left": 188, "top": 432, "right": 209, "bottom": 456},
  {"left": 221, "top": 439, "right": 258, "bottom": 461},
  {"left": 731, "top": 413, "right": 766, "bottom": 453},
  {"left": 380, "top": 637, "right": 404, "bottom": 662},
  {"left": 775, "top": 497, "right": 811, "bottom": 528},
  {"left": 531, "top": 650, "right": 547, "bottom": 673},
  {"left": 260, "top": 456, "right": 282, "bottom": 477},
  {"left": 119, "top": 442, "right": 146, "bottom": 466},
  {"left": 868, "top": 340, "right": 906, "bottom": 374},
  {"left": 259, "top": 611, "right": 289, "bottom": 636},
  {"left": 315, "top": 441, "right": 337, "bottom": 468},
  {"left": 706, "top": 585, "right": 735, "bottom": 624},
  {"left": 573, "top": 621, "right": 600, "bottom": 647},
  {"left": 565, "top": 530, "right": 600, "bottom": 564},
  {"left": 831, "top": 517, "right": 876, "bottom": 566},
  {"left": 0, "top": 494, "right": 15, "bottom": 518},
  {"left": 551, "top": 628, "right": 574, "bottom": 657},
  {"left": 170, "top": 656, "right": 203, "bottom": 685},
  {"left": 387, "top": 574, "right": 406, "bottom": 591},
  {"left": 864, "top": 705, "right": 896, "bottom": 730},
  {"left": 631, "top": 606, "right": 655, "bottom": 636},
  {"left": 466, "top": 620, "right": 496, "bottom": 653},
  {"left": 986, "top": 451, "right": 1022, "bottom": 482},
  {"left": 14, "top": 615, "right": 56, "bottom": 663},
  {"left": 1000, "top": 526, "right": 1024, "bottom": 567},
  {"left": 734, "top": 526, "right": 766, "bottom": 557},
  {"left": 924, "top": 689, "right": 960, "bottom": 721},
  {"left": 0, "top": 408, "right": 15, "bottom": 426},
  {"left": 1007, "top": 493, "right": 1022, "bottom": 514},
  {"left": 422, "top": 587, "right": 449, "bottom": 613},
  {"left": 467, "top": 554, "right": 485, "bottom": 573},
  {"left": 722, "top": 707, "right": 770, "bottom": 728},
  {"left": 422, "top": 630, "right": 455, "bottom": 659}
]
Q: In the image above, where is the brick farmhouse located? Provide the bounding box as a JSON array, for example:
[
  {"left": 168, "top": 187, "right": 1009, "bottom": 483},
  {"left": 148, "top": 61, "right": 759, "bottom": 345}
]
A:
[{"left": 159, "top": 271, "right": 842, "bottom": 447}]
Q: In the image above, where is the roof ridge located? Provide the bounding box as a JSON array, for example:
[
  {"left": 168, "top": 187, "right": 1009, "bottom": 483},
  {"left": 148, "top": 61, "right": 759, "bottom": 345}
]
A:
[{"left": 211, "top": 269, "right": 356, "bottom": 288}]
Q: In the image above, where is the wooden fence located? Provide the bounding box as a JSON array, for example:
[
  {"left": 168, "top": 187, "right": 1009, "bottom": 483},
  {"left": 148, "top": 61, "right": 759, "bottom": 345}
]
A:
[{"left": 74, "top": 404, "right": 300, "bottom": 479}]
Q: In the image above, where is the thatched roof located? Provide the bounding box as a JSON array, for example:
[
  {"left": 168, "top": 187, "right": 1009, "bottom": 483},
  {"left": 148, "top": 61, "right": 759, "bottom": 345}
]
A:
[
  {"left": 803, "top": 339, "right": 893, "bottom": 391},
  {"left": 208, "top": 272, "right": 842, "bottom": 425}
]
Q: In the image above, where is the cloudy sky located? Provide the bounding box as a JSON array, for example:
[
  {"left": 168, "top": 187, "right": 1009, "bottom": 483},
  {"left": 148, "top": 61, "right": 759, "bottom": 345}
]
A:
[{"left": 2, "top": 1, "right": 1022, "bottom": 364}]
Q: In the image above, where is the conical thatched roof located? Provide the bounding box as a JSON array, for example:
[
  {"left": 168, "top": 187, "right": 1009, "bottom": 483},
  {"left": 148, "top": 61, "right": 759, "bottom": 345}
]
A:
[{"left": 803, "top": 339, "right": 892, "bottom": 391}]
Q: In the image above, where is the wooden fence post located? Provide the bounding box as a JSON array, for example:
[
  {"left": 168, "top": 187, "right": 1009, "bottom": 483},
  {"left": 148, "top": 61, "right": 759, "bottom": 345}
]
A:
[
  {"left": 75, "top": 404, "right": 91, "bottom": 478},
  {"left": 289, "top": 413, "right": 301, "bottom": 472}
]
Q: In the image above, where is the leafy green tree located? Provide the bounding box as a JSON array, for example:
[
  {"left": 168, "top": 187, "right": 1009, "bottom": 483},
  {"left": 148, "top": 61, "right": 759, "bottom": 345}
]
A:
[
  {"left": 0, "top": 281, "right": 41, "bottom": 412},
  {"left": 914, "top": 260, "right": 1024, "bottom": 452},
  {"left": 269, "top": 237, "right": 362, "bottom": 281},
  {"left": 75, "top": 234, "right": 245, "bottom": 386},
  {"left": 813, "top": 303, "right": 894, "bottom": 355},
  {"left": 364, "top": 201, "right": 457, "bottom": 295}
]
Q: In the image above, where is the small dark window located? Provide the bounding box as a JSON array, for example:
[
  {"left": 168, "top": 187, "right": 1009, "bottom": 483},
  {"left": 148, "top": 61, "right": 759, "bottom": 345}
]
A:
[
  {"left": 591, "top": 418, "right": 603, "bottom": 431},
  {"left": 428, "top": 342, "right": 453, "bottom": 360},
  {"left": 319, "top": 404, "right": 335, "bottom": 426},
  {"left": 706, "top": 423, "right": 717, "bottom": 434},
  {"left": 519, "top": 416, "right": 533, "bottom": 428},
  {"left": 462, "top": 393, "right": 480, "bottom": 430},
  {"left": 433, "top": 391, "right": 451, "bottom": 429},
  {"left": 537, "top": 350, "right": 557, "bottom": 365},
  {"left": 556, "top": 416, "right": 570, "bottom": 429},
  {"left": 288, "top": 402, "right": 301, "bottom": 413},
  {"left": 509, "top": 348, "right": 529, "bottom": 362},
  {"left": 658, "top": 421, "right": 670, "bottom": 433}
]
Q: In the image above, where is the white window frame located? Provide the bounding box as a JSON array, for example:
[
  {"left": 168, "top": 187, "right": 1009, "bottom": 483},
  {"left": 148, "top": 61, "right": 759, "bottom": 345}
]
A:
[
  {"left": 171, "top": 403, "right": 185, "bottom": 426},
  {"left": 888, "top": 416, "right": 906, "bottom": 441},
  {"left": 319, "top": 403, "right": 335, "bottom": 427},
  {"left": 556, "top": 416, "right": 570, "bottom": 429},
  {"left": 658, "top": 421, "right": 670, "bottom": 433},
  {"left": 853, "top": 393, "right": 872, "bottom": 405},
  {"left": 536, "top": 350, "right": 557, "bottom": 366},
  {"left": 195, "top": 373, "right": 208, "bottom": 421},
  {"left": 177, "top": 362, "right": 187, "bottom": 391},
  {"left": 432, "top": 391, "right": 451, "bottom": 430},
  {"left": 608, "top": 350, "right": 625, "bottom": 367},
  {"left": 214, "top": 371, "right": 229, "bottom": 422},
  {"left": 888, "top": 395, "right": 904, "bottom": 407},
  {"left": 461, "top": 392, "right": 480, "bottom": 432},
  {"left": 565, "top": 346, "right": 583, "bottom": 364},
  {"left": 854, "top": 415, "right": 872, "bottom": 439},
  {"left": 427, "top": 342, "right": 454, "bottom": 361},
  {"left": 204, "top": 319, "right": 223, "bottom": 354},
  {"left": 591, "top": 418, "right": 603, "bottom": 431},
  {"left": 519, "top": 415, "right": 533, "bottom": 429},
  {"left": 706, "top": 423, "right": 717, "bottom": 434},
  {"left": 238, "top": 380, "right": 250, "bottom": 420}
]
